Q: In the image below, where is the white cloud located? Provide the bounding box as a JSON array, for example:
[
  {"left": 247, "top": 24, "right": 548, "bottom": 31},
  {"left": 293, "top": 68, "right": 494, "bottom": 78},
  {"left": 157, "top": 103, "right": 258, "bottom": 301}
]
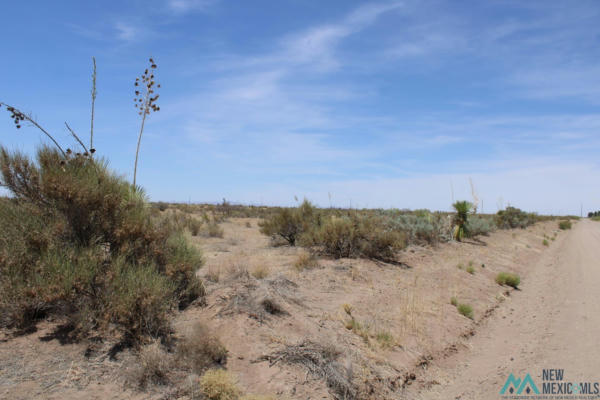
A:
[{"left": 114, "top": 21, "right": 143, "bottom": 42}]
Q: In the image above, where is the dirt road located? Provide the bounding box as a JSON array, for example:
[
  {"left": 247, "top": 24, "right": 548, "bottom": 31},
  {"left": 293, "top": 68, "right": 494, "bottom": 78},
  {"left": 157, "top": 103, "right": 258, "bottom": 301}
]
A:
[{"left": 417, "top": 219, "right": 600, "bottom": 399}]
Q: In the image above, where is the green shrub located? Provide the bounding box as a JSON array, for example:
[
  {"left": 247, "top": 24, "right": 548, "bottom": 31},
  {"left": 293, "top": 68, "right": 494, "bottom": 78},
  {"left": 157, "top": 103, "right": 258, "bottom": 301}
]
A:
[
  {"left": 466, "top": 265, "right": 475, "bottom": 274},
  {"left": 495, "top": 207, "right": 537, "bottom": 229},
  {"left": 543, "top": 239, "right": 549, "bottom": 246},
  {"left": 450, "top": 297, "right": 458, "bottom": 306},
  {"left": 387, "top": 212, "right": 451, "bottom": 244},
  {"left": 308, "top": 214, "right": 406, "bottom": 260},
  {"left": 467, "top": 216, "right": 496, "bottom": 237},
  {"left": 457, "top": 303, "right": 473, "bottom": 319},
  {"left": 558, "top": 220, "right": 572, "bottom": 230},
  {"left": 259, "top": 199, "right": 318, "bottom": 246},
  {"left": 0, "top": 147, "right": 204, "bottom": 341},
  {"left": 495, "top": 272, "right": 520, "bottom": 288}
]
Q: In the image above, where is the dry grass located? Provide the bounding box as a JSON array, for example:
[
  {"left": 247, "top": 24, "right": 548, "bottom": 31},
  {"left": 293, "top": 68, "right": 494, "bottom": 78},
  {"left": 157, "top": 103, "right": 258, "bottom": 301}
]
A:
[
  {"left": 200, "top": 369, "right": 241, "bottom": 400},
  {"left": 176, "top": 322, "right": 228, "bottom": 373},
  {"left": 293, "top": 251, "right": 320, "bottom": 272},
  {"left": 131, "top": 341, "right": 173, "bottom": 388},
  {"left": 250, "top": 265, "right": 270, "bottom": 279},
  {"left": 262, "top": 340, "right": 355, "bottom": 399}
]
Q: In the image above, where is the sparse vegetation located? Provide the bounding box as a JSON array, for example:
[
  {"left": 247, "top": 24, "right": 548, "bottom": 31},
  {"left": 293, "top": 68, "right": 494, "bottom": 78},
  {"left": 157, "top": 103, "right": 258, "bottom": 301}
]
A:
[
  {"left": 457, "top": 303, "right": 474, "bottom": 319},
  {"left": 496, "top": 272, "right": 520, "bottom": 288},
  {"left": 558, "top": 220, "right": 572, "bottom": 230},
  {"left": 132, "top": 341, "right": 173, "bottom": 387},
  {"left": 543, "top": 239, "right": 549, "bottom": 246},
  {"left": 262, "top": 340, "right": 355, "bottom": 399},
  {"left": 250, "top": 265, "right": 270, "bottom": 279},
  {"left": 375, "top": 331, "right": 395, "bottom": 349},
  {"left": 293, "top": 251, "right": 320, "bottom": 271},
  {"left": 176, "top": 322, "right": 228, "bottom": 373},
  {"left": 450, "top": 296, "right": 458, "bottom": 306},
  {"left": 466, "top": 265, "right": 475, "bottom": 274},
  {"left": 207, "top": 222, "right": 225, "bottom": 238}
]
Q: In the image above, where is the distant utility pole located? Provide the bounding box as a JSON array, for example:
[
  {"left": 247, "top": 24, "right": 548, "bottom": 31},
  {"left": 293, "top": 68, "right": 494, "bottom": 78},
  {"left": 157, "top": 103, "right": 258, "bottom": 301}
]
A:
[{"left": 581, "top": 203, "right": 583, "bottom": 218}]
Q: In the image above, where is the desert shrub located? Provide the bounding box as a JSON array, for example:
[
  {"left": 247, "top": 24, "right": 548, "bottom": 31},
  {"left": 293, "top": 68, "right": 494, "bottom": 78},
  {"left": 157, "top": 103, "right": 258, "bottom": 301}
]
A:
[
  {"left": 293, "top": 251, "right": 320, "bottom": 271},
  {"left": 308, "top": 214, "right": 406, "bottom": 260},
  {"left": 207, "top": 222, "right": 225, "bottom": 238},
  {"left": 466, "top": 265, "right": 475, "bottom": 274},
  {"left": 132, "top": 341, "right": 173, "bottom": 387},
  {"left": 258, "top": 199, "right": 319, "bottom": 246},
  {"left": 543, "top": 239, "right": 549, "bottom": 246},
  {"left": 200, "top": 369, "right": 241, "bottom": 400},
  {"left": 177, "top": 322, "right": 228, "bottom": 373},
  {"left": 450, "top": 297, "right": 458, "bottom": 306},
  {"left": 467, "top": 216, "right": 496, "bottom": 237},
  {"left": 0, "top": 147, "right": 204, "bottom": 341},
  {"left": 457, "top": 303, "right": 473, "bottom": 319},
  {"left": 387, "top": 212, "right": 451, "bottom": 245},
  {"left": 495, "top": 272, "right": 520, "bottom": 288},
  {"left": 558, "top": 220, "right": 572, "bottom": 230},
  {"left": 495, "top": 207, "right": 537, "bottom": 229},
  {"left": 156, "top": 201, "right": 169, "bottom": 211}
]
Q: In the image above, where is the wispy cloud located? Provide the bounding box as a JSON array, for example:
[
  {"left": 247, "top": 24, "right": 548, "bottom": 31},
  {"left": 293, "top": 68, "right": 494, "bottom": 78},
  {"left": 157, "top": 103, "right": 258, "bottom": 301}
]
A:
[
  {"left": 114, "top": 21, "right": 143, "bottom": 42},
  {"left": 167, "top": 0, "right": 216, "bottom": 14}
]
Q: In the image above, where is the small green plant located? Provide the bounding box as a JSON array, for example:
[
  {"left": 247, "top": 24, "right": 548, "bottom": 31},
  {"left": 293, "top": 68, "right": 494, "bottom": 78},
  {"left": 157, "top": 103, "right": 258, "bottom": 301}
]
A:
[
  {"left": 450, "top": 296, "right": 458, "bottom": 306},
  {"left": 558, "top": 220, "right": 572, "bottom": 230},
  {"left": 495, "top": 272, "right": 520, "bottom": 288},
  {"left": 457, "top": 303, "right": 473, "bottom": 319},
  {"left": 375, "top": 331, "right": 394, "bottom": 349},
  {"left": 543, "top": 239, "right": 549, "bottom": 246},
  {"left": 466, "top": 265, "right": 475, "bottom": 274}
]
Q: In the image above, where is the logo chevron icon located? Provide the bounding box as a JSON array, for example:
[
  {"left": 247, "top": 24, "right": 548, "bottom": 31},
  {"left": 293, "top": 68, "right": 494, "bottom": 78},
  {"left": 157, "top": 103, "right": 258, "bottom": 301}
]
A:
[{"left": 500, "top": 373, "right": 540, "bottom": 394}]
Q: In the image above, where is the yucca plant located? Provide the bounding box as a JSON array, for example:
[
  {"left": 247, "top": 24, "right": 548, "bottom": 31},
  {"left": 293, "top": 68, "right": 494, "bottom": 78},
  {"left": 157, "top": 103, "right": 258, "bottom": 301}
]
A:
[
  {"left": 132, "top": 57, "right": 161, "bottom": 187},
  {"left": 452, "top": 200, "right": 472, "bottom": 241}
]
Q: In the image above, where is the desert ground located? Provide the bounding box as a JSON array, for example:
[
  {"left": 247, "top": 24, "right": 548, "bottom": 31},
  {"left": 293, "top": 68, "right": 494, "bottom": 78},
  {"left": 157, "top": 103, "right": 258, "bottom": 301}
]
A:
[{"left": 1, "top": 215, "right": 597, "bottom": 399}]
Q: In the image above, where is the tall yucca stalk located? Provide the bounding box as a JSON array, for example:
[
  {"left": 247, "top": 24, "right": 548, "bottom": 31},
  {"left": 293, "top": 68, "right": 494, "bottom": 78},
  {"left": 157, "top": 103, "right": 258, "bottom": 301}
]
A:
[{"left": 132, "top": 57, "right": 161, "bottom": 188}]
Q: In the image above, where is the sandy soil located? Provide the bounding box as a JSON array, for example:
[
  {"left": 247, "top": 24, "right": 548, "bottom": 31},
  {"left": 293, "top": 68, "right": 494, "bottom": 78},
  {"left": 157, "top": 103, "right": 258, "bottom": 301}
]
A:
[
  {"left": 0, "top": 217, "right": 582, "bottom": 399},
  {"left": 410, "top": 219, "right": 600, "bottom": 399}
]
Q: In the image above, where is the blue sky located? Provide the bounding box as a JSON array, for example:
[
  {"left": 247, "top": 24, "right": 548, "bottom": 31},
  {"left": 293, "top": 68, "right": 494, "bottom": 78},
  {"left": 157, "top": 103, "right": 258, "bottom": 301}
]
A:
[{"left": 1, "top": 0, "right": 599, "bottom": 214}]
